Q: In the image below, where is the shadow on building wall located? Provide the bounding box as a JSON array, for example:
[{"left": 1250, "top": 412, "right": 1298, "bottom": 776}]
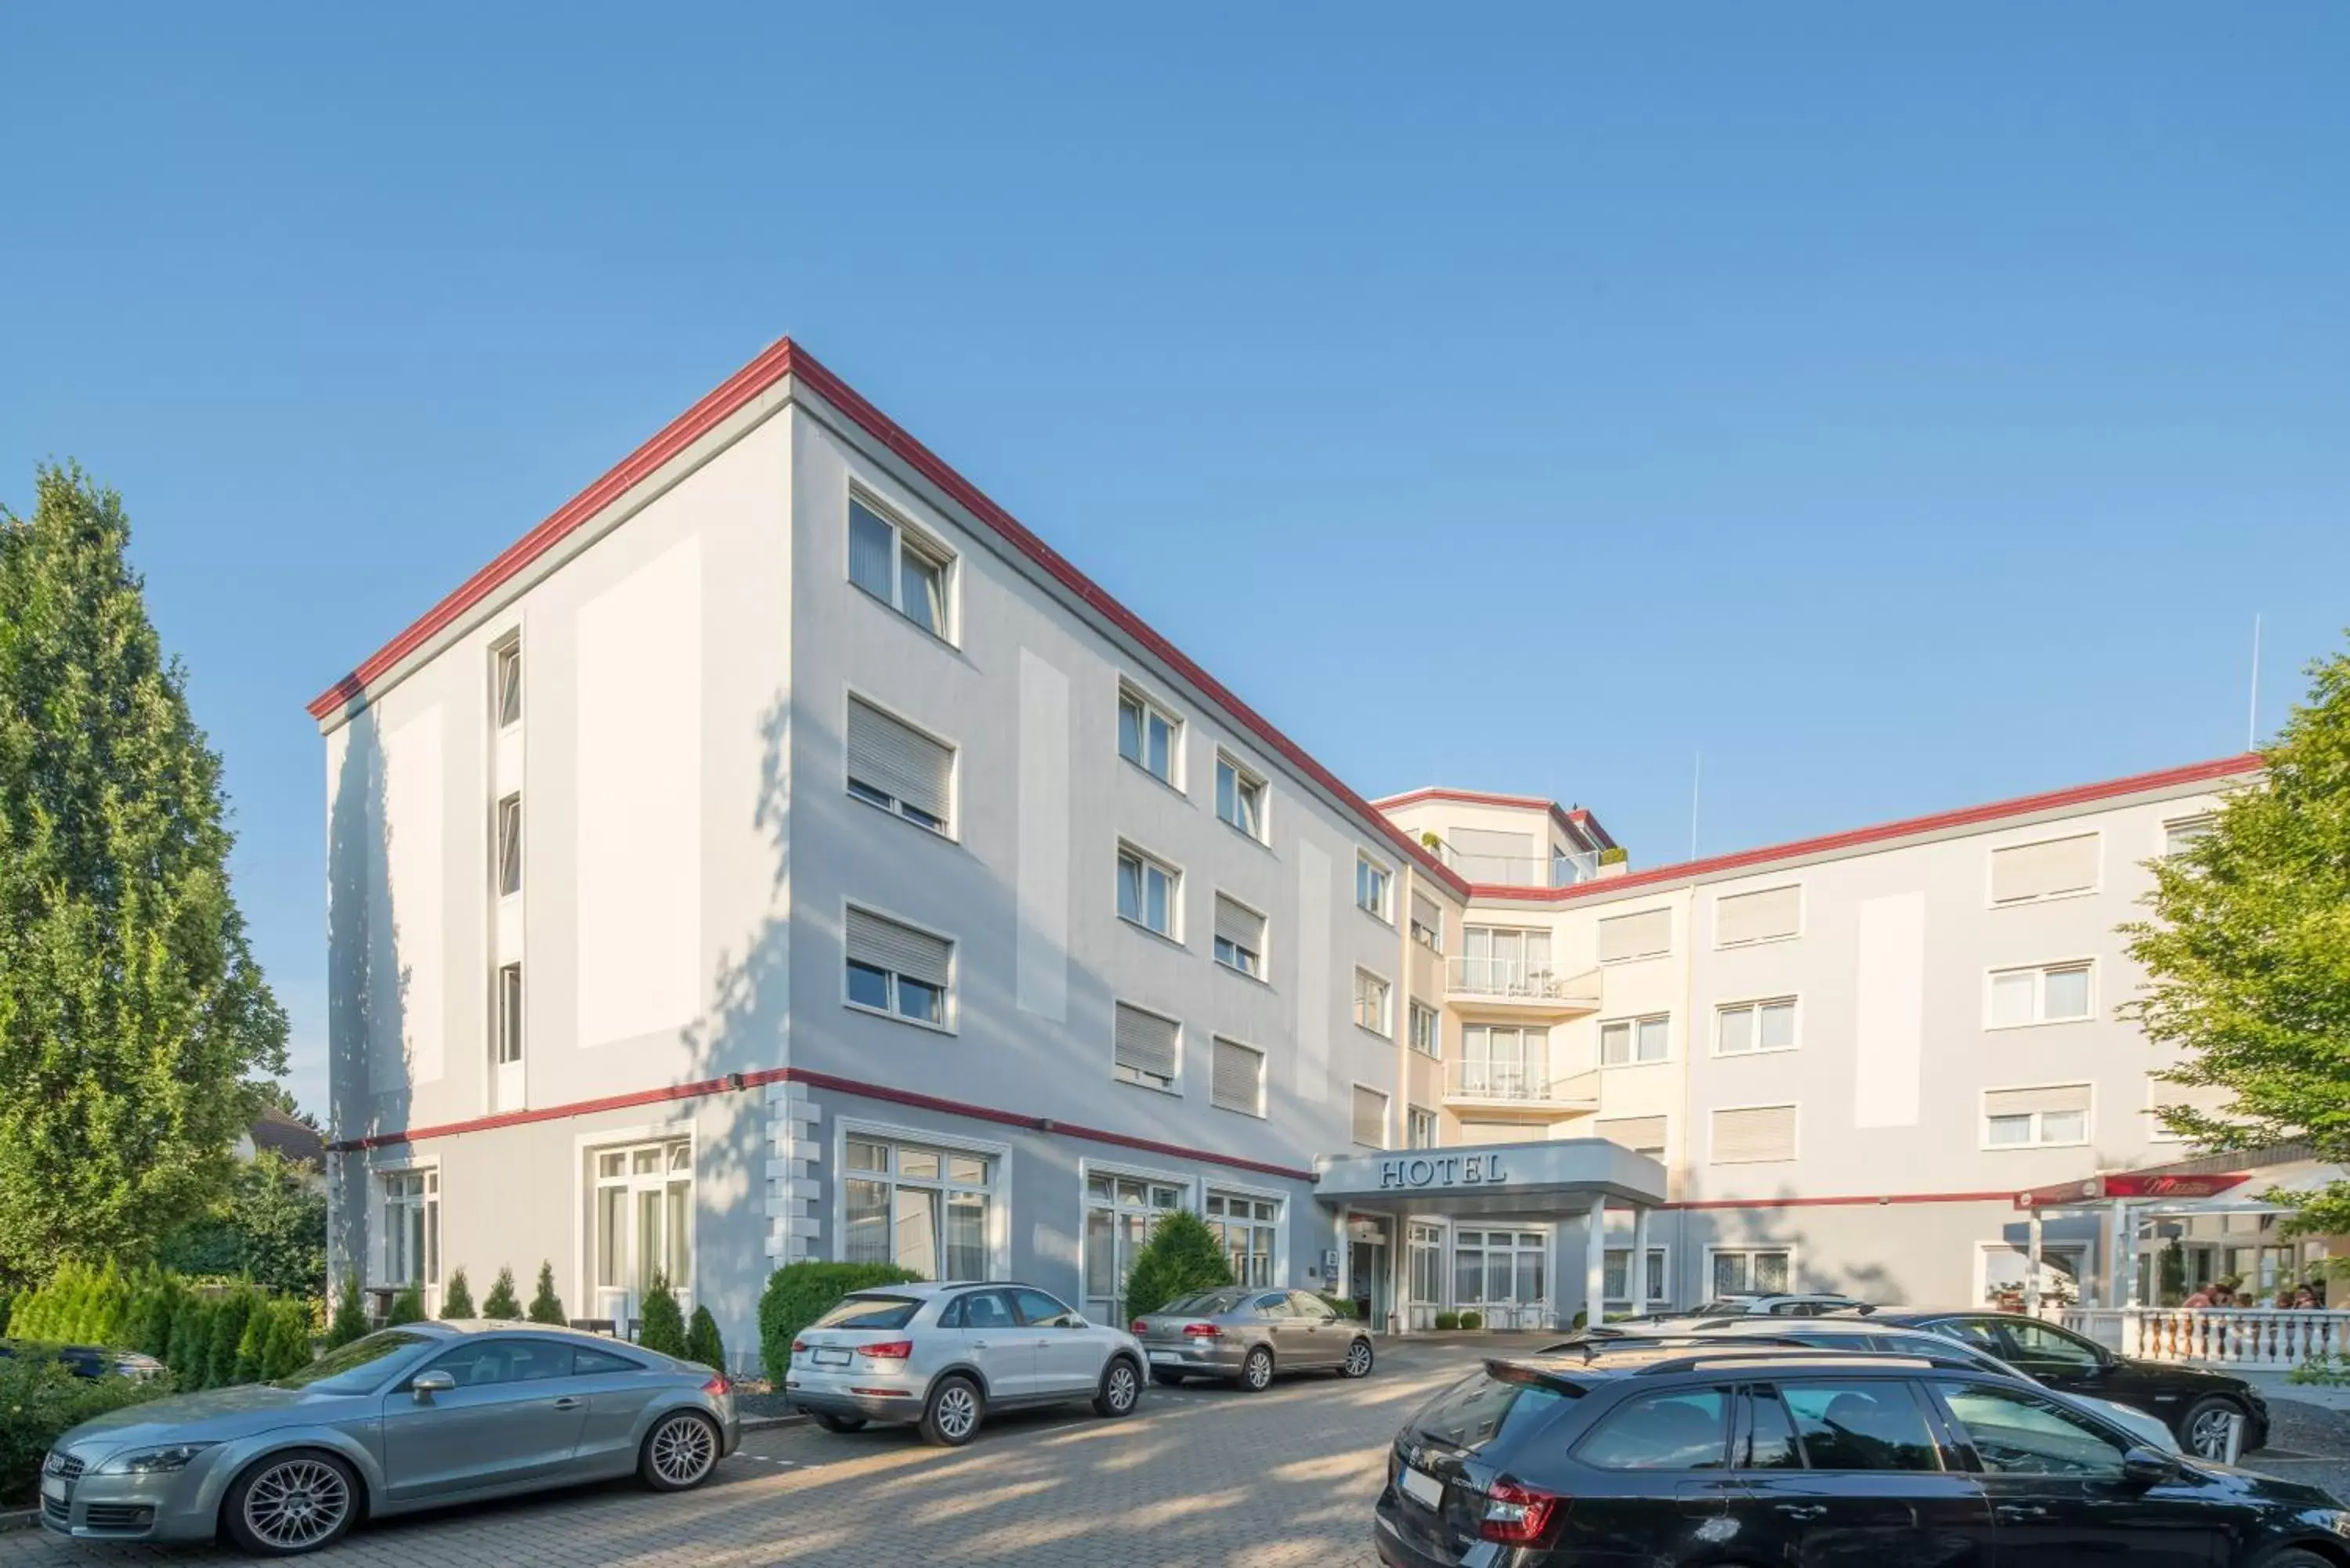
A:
[{"left": 324, "top": 710, "right": 410, "bottom": 1292}]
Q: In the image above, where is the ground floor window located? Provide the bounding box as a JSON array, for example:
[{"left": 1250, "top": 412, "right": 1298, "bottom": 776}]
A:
[
  {"left": 1083, "top": 1170, "right": 1185, "bottom": 1324},
  {"left": 1205, "top": 1191, "right": 1281, "bottom": 1288},
  {"left": 383, "top": 1169, "right": 439, "bottom": 1290},
  {"left": 1604, "top": 1246, "right": 1668, "bottom": 1310},
  {"left": 1408, "top": 1223, "right": 1444, "bottom": 1306},
  {"left": 844, "top": 1136, "right": 994, "bottom": 1281},
  {"left": 1455, "top": 1230, "right": 1546, "bottom": 1320},
  {"left": 592, "top": 1137, "right": 691, "bottom": 1321},
  {"left": 1709, "top": 1247, "right": 1790, "bottom": 1296}
]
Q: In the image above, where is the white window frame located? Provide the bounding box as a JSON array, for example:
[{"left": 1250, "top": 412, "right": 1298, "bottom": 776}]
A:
[
  {"left": 1212, "top": 891, "right": 1268, "bottom": 980},
  {"left": 1115, "top": 840, "right": 1184, "bottom": 944},
  {"left": 842, "top": 900, "right": 958, "bottom": 1034},
  {"left": 1408, "top": 999, "right": 1441, "bottom": 1060},
  {"left": 1983, "top": 959, "right": 2096, "bottom": 1031},
  {"left": 492, "top": 634, "right": 522, "bottom": 729},
  {"left": 1406, "top": 1104, "right": 1440, "bottom": 1149},
  {"left": 1356, "top": 852, "right": 1394, "bottom": 923},
  {"left": 836, "top": 1117, "right": 1012, "bottom": 1283},
  {"left": 1709, "top": 1101, "right": 1800, "bottom": 1164},
  {"left": 1111, "top": 1000, "right": 1183, "bottom": 1094},
  {"left": 2161, "top": 814, "right": 2216, "bottom": 860},
  {"left": 843, "top": 686, "right": 959, "bottom": 839},
  {"left": 567, "top": 1118, "right": 695, "bottom": 1328},
  {"left": 1117, "top": 680, "right": 1185, "bottom": 793},
  {"left": 1351, "top": 1082, "right": 1391, "bottom": 1149},
  {"left": 1980, "top": 1082, "right": 2094, "bottom": 1151},
  {"left": 1209, "top": 1035, "right": 1267, "bottom": 1118},
  {"left": 1202, "top": 1183, "right": 1288, "bottom": 1288},
  {"left": 377, "top": 1158, "right": 440, "bottom": 1299},
  {"left": 1603, "top": 1245, "right": 1672, "bottom": 1310},
  {"left": 1600, "top": 1012, "right": 1672, "bottom": 1068},
  {"left": 1409, "top": 898, "right": 1444, "bottom": 954},
  {"left": 1712, "top": 883, "right": 1803, "bottom": 948},
  {"left": 1353, "top": 966, "right": 1394, "bottom": 1039},
  {"left": 847, "top": 488, "right": 957, "bottom": 643},
  {"left": 1704, "top": 1244, "right": 1797, "bottom": 1298},
  {"left": 1712, "top": 995, "right": 1799, "bottom": 1057},
  {"left": 1215, "top": 750, "right": 1268, "bottom": 843},
  {"left": 1987, "top": 831, "right": 2102, "bottom": 908},
  {"left": 494, "top": 791, "right": 523, "bottom": 898},
  {"left": 494, "top": 961, "right": 523, "bottom": 1066}
]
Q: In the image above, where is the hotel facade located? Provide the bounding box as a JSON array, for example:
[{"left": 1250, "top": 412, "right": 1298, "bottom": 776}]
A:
[{"left": 313, "top": 339, "right": 2268, "bottom": 1368}]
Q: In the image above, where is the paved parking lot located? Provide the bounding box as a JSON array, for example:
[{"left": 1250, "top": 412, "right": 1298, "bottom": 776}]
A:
[{"left": 3, "top": 1340, "right": 1486, "bottom": 1568}]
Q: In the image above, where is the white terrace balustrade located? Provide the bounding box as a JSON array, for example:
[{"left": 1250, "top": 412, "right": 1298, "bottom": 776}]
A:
[
  {"left": 1434, "top": 844, "right": 1599, "bottom": 888},
  {"left": 1446, "top": 1064, "right": 1601, "bottom": 1108},
  {"left": 1445, "top": 956, "right": 1603, "bottom": 1008},
  {"left": 2063, "top": 1306, "right": 2350, "bottom": 1370}
]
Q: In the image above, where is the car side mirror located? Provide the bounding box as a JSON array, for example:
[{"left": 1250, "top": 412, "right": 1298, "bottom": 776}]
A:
[
  {"left": 1066, "top": 1317, "right": 1087, "bottom": 1329},
  {"left": 2120, "top": 1446, "right": 2179, "bottom": 1487},
  {"left": 410, "top": 1369, "right": 455, "bottom": 1402}
]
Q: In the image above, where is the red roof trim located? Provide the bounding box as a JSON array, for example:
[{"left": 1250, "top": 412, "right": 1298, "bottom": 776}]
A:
[
  {"left": 305, "top": 338, "right": 1466, "bottom": 896},
  {"left": 1661, "top": 1190, "right": 2017, "bottom": 1212},
  {"left": 1474, "top": 753, "right": 2261, "bottom": 904},
  {"left": 326, "top": 1065, "right": 1318, "bottom": 1183},
  {"left": 1370, "top": 786, "right": 1611, "bottom": 853}
]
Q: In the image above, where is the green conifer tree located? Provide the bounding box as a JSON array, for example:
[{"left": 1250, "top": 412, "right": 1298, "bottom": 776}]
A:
[
  {"left": 480, "top": 1266, "right": 522, "bottom": 1320},
  {"left": 526, "top": 1262, "right": 566, "bottom": 1325},
  {"left": 439, "top": 1266, "right": 475, "bottom": 1319}
]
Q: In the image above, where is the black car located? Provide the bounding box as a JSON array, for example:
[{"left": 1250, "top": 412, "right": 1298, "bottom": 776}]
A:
[
  {"left": 0, "top": 1339, "right": 164, "bottom": 1382},
  {"left": 1861, "top": 1309, "right": 2269, "bottom": 1460},
  {"left": 1374, "top": 1346, "right": 2346, "bottom": 1568}
]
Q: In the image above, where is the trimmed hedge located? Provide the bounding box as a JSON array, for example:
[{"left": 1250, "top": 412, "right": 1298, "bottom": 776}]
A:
[
  {"left": 1458, "top": 1310, "right": 1484, "bottom": 1331},
  {"left": 685, "top": 1306, "right": 726, "bottom": 1371},
  {"left": 759, "top": 1263, "right": 923, "bottom": 1379},
  {"left": 1433, "top": 1310, "right": 1460, "bottom": 1331},
  {"left": 0, "top": 1353, "right": 164, "bottom": 1508}
]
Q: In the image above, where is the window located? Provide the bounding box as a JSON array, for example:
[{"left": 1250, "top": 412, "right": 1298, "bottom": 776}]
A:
[
  {"left": 1738, "top": 1387, "right": 1803, "bottom": 1469},
  {"left": 1407, "top": 1106, "right": 1438, "bottom": 1149},
  {"left": 1213, "top": 894, "right": 1267, "bottom": 977},
  {"left": 1116, "top": 844, "right": 1182, "bottom": 939},
  {"left": 383, "top": 1169, "right": 439, "bottom": 1289},
  {"left": 843, "top": 1136, "right": 994, "bottom": 1281},
  {"left": 1453, "top": 1230, "right": 1548, "bottom": 1307},
  {"left": 494, "top": 639, "right": 522, "bottom": 728},
  {"left": 1987, "top": 961, "right": 2093, "bottom": 1028},
  {"left": 495, "top": 793, "right": 522, "bottom": 896},
  {"left": 1776, "top": 1382, "right": 1942, "bottom": 1472},
  {"left": 1210, "top": 1037, "right": 1264, "bottom": 1116},
  {"left": 1353, "top": 969, "right": 1392, "bottom": 1035},
  {"left": 495, "top": 963, "right": 523, "bottom": 1066},
  {"left": 2164, "top": 815, "right": 2215, "bottom": 859},
  {"left": 1990, "top": 833, "right": 2099, "bottom": 905},
  {"left": 1083, "top": 1172, "right": 1185, "bottom": 1323},
  {"left": 846, "top": 696, "right": 953, "bottom": 833},
  {"left": 1711, "top": 1105, "right": 1797, "bottom": 1164},
  {"left": 415, "top": 1337, "right": 579, "bottom": 1389},
  {"left": 1408, "top": 1001, "right": 1441, "bottom": 1059},
  {"left": 848, "top": 494, "right": 953, "bottom": 639},
  {"left": 1118, "top": 685, "right": 1181, "bottom": 788},
  {"left": 591, "top": 1138, "right": 692, "bottom": 1317},
  {"left": 1459, "top": 925, "right": 1552, "bottom": 993},
  {"left": 1983, "top": 1084, "right": 2091, "bottom": 1148},
  {"left": 1010, "top": 1288, "right": 1082, "bottom": 1328},
  {"left": 1409, "top": 1223, "right": 1444, "bottom": 1307},
  {"left": 1716, "top": 998, "right": 1796, "bottom": 1056},
  {"left": 1356, "top": 854, "right": 1393, "bottom": 920},
  {"left": 1462, "top": 1024, "right": 1548, "bottom": 1098},
  {"left": 1409, "top": 891, "right": 1444, "bottom": 952},
  {"left": 1600, "top": 1013, "right": 1671, "bottom": 1067},
  {"left": 1575, "top": 1388, "right": 1728, "bottom": 1471},
  {"left": 1595, "top": 1115, "right": 1667, "bottom": 1158},
  {"left": 845, "top": 906, "right": 953, "bottom": 1028},
  {"left": 1603, "top": 1247, "right": 1669, "bottom": 1308},
  {"left": 1711, "top": 1247, "right": 1791, "bottom": 1295},
  {"left": 1597, "top": 907, "right": 1672, "bottom": 963},
  {"left": 1216, "top": 752, "right": 1266, "bottom": 840},
  {"left": 1352, "top": 1085, "right": 1390, "bottom": 1148},
  {"left": 1715, "top": 885, "right": 1800, "bottom": 947},
  {"left": 1993, "top": 1318, "right": 2107, "bottom": 1376},
  {"left": 2147, "top": 1074, "right": 2236, "bottom": 1143},
  {"left": 1205, "top": 1192, "right": 1282, "bottom": 1288},
  {"left": 1112, "top": 1003, "right": 1180, "bottom": 1091},
  {"left": 1934, "top": 1383, "right": 2125, "bottom": 1478}
]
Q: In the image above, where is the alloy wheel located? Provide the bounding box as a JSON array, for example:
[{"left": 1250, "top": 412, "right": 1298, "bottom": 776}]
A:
[
  {"left": 1246, "top": 1349, "right": 1273, "bottom": 1389},
  {"left": 935, "top": 1382, "right": 979, "bottom": 1440},
  {"left": 1346, "top": 1340, "right": 1373, "bottom": 1377},
  {"left": 1107, "top": 1362, "right": 1138, "bottom": 1411},
  {"left": 243, "top": 1458, "right": 351, "bottom": 1552},
  {"left": 2188, "top": 1407, "right": 2236, "bottom": 1459},
  {"left": 649, "top": 1414, "right": 718, "bottom": 1486}
]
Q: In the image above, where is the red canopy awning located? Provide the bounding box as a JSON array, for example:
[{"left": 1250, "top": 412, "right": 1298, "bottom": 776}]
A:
[{"left": 2012, "top": 1172, "right": 2249, "bottom": 1211}]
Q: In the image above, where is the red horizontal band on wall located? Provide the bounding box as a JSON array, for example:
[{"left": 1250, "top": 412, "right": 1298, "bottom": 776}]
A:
[
  {"left": 1660, "top": 1190, "right": 2018, "bottom": 1212},
  {"left": 327, "top": 1065, "right": 1318, "bottom": 1184}
]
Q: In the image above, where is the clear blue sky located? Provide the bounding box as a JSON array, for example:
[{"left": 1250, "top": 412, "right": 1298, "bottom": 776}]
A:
[{"left": 5, "top": 5, "right": 2345, "bottom": 1116}]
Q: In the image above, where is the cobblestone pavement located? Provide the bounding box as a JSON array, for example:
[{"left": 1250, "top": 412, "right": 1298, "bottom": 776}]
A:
[{"left": 3, "top": 1340, "right": 1486, "bottom": 1568}]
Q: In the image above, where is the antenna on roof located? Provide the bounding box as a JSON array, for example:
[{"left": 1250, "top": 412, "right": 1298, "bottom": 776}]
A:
[
  {"left": 2247, "top": 612, "right": 2262, "bottom": 752},
  {"left": 1689, "top": 752, "right": 1702, "bottom": 862}
]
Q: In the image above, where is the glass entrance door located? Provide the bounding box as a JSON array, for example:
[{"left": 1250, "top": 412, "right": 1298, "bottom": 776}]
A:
[
  {"left": 592, "top": 1138, "right": 692, "bottom": 1328},
  {"left": 1347, "top": 1215, "right": 1392, "bottom": 1330}
]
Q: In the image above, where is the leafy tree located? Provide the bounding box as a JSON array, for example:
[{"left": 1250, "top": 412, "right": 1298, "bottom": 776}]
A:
[
  {"left": 0, "top": 466, "right": 288, "bottom": 1288},
  {"left": 2125, "top": 644, "right": 2350, "bottom": 1234},
  {"left": 167, "top": 1298, "right": 215, "bottom": 1387},
  {"left": 323, "top": 1271, "right": 370, "bottom": 1350},
  {"left": 157, "top": 1148, "right": 327, "bottom": 1299},
  {"left": 205, "top": 1290, "right": 255, "bottom": 1387},
  {"left": 249, "top": 1082, "right": 322, "bottom": 1135},
  {"left": 440, "top": 1267, "right": 475, "bottom": 1319},
  {"left": 685, "top": 1306, "right": 725, "bottom": 1371},
  {"left": 1119, "top": 1209, "right": 1234, "bottom": 1321},
  {"left": 526, "top": 1262, "right": 566, "bottom": 1325},
  {"left": 480, "top": 1266, "right": 522, "bottom": 1320},
  {"left": 385, "top": 1284, "right": 425, "bottom": 1325}
]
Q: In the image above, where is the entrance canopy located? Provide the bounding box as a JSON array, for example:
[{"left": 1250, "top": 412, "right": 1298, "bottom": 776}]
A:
[{"left": 1314, "top": 1139, "right": 1666, "bottom": 1221}]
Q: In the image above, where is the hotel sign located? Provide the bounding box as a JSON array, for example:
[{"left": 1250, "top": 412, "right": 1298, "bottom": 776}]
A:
[{"left": 1378, "top": 1152, "right": 1512, "bottom": 1190}]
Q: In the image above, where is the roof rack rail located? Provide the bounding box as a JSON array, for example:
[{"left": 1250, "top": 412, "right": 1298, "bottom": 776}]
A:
[{"left": 1628, "top": 1349, "right": 1939, "bottom": 1376}]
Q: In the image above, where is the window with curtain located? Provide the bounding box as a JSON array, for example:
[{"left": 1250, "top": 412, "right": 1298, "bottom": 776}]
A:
[
  {"left": 1117, "top": 844, "right": 1181, "bottom": 938},
  {"left": 1462, "top": 1024, "right": 1548, "bottom": 1097},
  {"left": 1600, "top": 1013, "right": 1670, "bottom": 1066},
  {"left": 1216, "top": 752, "right": 1266, "bottom": 840},
  {"left": 1987, "top": 962, "right": 2093, "bottom": 1028},
  {"left": 1205, "top": 1193, "right": 1281, "bottom": 1288},
  {"left": 383, "top": 1169, "right": 439, "bottom": 1289},
  {"left": 1353, "top": 969, "right": 1391, "bottom": 1035},
  {"left": 1983, "top": 1084, "right": 2092, "bottom": 1148},
  {"left": 1356, "top": 854, "right": 1393, "bottom": 919},
  {"left": 848, "top": 494, "right": 954, "bottom": 640},
  {"left": 1716, "top": 998, "right": 1796, "bottom": 1056},
  {"left": 1119, "top": 685, "right": 1182, "bottom": 786},
  {"left": 1460, "top": 926, "right": 1553, "bottom": 993},
  {"left": 842, "top": 1136, "right": 995, "bottom": 1280}
]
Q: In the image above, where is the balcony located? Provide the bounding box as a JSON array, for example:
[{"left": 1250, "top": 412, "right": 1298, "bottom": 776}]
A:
[
  {"left": 1434, "top": 844, "right": 1600, "bottom": 889},
  {"left": 1444, "top": 1064, "right": 1600, "bottom": 1119},
  {"left": 1444, "top": 956, "right": 1602, "bottom": 1016}
]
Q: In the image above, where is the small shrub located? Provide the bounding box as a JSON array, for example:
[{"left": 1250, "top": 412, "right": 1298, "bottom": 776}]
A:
[
  {"left": 441, "top": 1267, "right": 476, "bottom": 1319},
  {"left": 686, "top": 1306, "right": 726, "bottom": 1371},
  {"left": 2291, "top": 1354, "right": 2350, "bottom": 1387},
  {"left": 1122, "top": 1211, "right": 1235, "bottom": 1321},
  {"left": 385, "top": 1284, "right": 426, "bottom": 1326},
  {"left": 1598, "top": 846, "right": 1628, "bottom": 865},
  {"left": 1315, "top": 1293, "right": 1358, "bottom": 1320},
  {"left": 481, "top": 1266, "right": 522, "bottom": 1321},
  {"left": 1433, "top": 1311, "right": 1460, "bottom": 1331},
  {"left": 759, "top": 1262, "right": 923, "bottom": 1379},
  {"left": 526, "top": 1262, "right": 567, "bottom": 1325},
  {"left": 0, "top": 1353, "right": 166, "bottom": 1507},
  {"left": 1459, "top": 1310, "right": 1484, "bottom": 1331},
  {"left": 640, "top": 1275, "right": 689, "bottom": 1358},
  {"left": 324, "top": 1271, "right": 371, "bottom": 1350}
]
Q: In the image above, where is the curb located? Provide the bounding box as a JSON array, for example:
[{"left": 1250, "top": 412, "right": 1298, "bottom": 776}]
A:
[
  {"left": 0, "top": 1508, "right": 39, "bottom": 1534},
  {"left": 739, "top": 1411, "right": 808, "bottom": 1433}
]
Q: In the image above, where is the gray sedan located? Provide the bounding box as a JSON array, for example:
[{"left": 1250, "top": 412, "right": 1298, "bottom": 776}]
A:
[
  {"left": 40, "top": 1321, "right": 738, "bottom": 1555},
  {"left": 1130, "top": 1288, "right": 1375, "bottom": 1391}
]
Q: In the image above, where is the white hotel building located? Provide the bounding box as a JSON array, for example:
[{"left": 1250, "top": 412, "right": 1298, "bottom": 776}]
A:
[{"left": 313, "top": 338, "right": 2269, "bottom": 1367}]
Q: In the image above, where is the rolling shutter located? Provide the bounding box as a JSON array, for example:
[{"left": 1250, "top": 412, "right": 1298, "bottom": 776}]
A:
[
  {"left": 847, "top": 697, "right": 953, "bottom": 823},
  {"left": 1597, "top": 907, "right": 1672, "bottom": 963},
  {"left": 1411, "top": 891, "right": 1441, "bottom": 937},
  {"left": 1596, "top": 1115, "right": 1668, "bottom": 1155},
  {"left": 846, "top": 907, "right": 952, "bottom": 987},
  {"left": 1211, "top": 1039, "right": 1261, "bottom": 1113},
  {"left": 1114, "top": 1004, "right": 1179, "bottom": 1082},
  {"left": 1213, "top": 894, "right": 1265, "bottom": 954},
  {"left": 1712, "top": 1105, "right": 1796, "bottom": 1164},
  {"left": 1984, "top": 1084, "right": 2092, "bottom": 1118},
  {"left": 1716, "top": 886, "right": 1800, "bottom": 946},
  {"left": 1353, "top": 1086, "right": 1390, "bottom": 1147},
  {"left": 1990, "top": 834, "right": 2099, "bottom": 904},
  {"left": 1448, "top": 826, "right": 1535, "bottom": 861}
]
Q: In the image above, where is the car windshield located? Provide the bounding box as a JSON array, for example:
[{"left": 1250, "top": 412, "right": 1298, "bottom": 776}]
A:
[
  {"left": 1410, "top": 1367, "right": 1578, "bottom": 1454},
  {"left": 1161, "top": 1291, "right": 1249, "bottom": 1316},
  {"left": 813, "top": 1295, "right": 924, "bottom": 1330},
  {"left": 271, "top": 1330, "right": 433, "bottom": 1393}
]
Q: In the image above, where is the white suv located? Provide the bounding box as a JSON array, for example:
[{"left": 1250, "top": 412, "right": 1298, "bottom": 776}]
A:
[{"left": 786, "top": 1282, "right": 1147, "bottom": 1446}]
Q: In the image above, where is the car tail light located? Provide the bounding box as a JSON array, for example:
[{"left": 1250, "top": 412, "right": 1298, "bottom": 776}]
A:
[
  {"left": 790, "top": 1339, "right": 808, "bottom": 1356},
  {"left": 1181, "top": 1323, "right": 1222, "bottom": 1339},
  {"left": 701, "top": 1374, "right": 729, "bottom": 1396},
  {"left": 858, "top": 1339, "right": 915, "bottom": 1360},
  {"left": 1131, "top": 1319, "right": 1148, "bottom": 1335},
  {"left": 1478, "top": 1479, "right": 1565, "bottom": 1546}
]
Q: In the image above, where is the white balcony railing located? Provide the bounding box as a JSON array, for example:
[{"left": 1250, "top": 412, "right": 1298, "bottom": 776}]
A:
[
  {"left": 1446, "top": 957, "right": 1601, "bottom": 1006},
  {"left": 1434, "top": 844, "right": 1600, "bottom": 888},
  {"left": 1447, "top": 1064, "right": 1600, "bottom": 1106},
  {"left": 2063, "top": 1306, "right": 2350, "bottom": 1369}
]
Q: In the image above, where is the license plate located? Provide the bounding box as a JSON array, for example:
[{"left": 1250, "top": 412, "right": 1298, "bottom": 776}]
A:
[
  {"left": 1399, "top": 1465, "right": 1444, "bottom": 1510},
  {"left": 1148, "top": 1350, "right": 1180, "bottom": 1364},
  {"left": 41, "top": 1476, "right": 66, "bottom": 1505},
  {"left": 812, "top": 1348, "right": 851, "bottom": 1367}
]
